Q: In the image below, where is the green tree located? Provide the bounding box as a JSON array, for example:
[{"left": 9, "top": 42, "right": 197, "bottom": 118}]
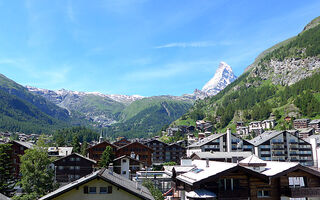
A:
[
  {"left": 0, "top": 143, "right": 14, "bottom": 196},
  {"left": 72, "top": 135, "right": 81, "bottom": 153},
  {"left": 142, "top": 180, "right": 164, "bottom": 200},
  {"left": 56, "top": 134, "right": 65, "bottom": 147},
  {"left": 80, "top": 141, "right": 88, "bottom": 156},
  {"left": 98, "top": 146, "right": 114, "bottom": 168},
  {"left": 16, "top": 140, "right": 56, "bottom": 199}
]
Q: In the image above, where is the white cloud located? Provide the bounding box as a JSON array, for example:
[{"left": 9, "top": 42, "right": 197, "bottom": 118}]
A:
[{"left": 154, "top": 41, "right": 232, "bottom": 49}]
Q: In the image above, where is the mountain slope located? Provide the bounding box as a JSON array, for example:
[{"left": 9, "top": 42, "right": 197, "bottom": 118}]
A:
[
  {"left": 174, "top": 16, "right": 320, "bottom": 132},
  {"left": 0, "top": 77, "right": 70, "bottom": 133},
  {"left": 105, "top": 96, "right": 193, "bottom": 138}
]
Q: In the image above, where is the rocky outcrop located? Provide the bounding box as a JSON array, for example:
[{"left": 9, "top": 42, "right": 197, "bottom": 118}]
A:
[{"left": 253, "top": 57, "right": 320, "bottom": 86}]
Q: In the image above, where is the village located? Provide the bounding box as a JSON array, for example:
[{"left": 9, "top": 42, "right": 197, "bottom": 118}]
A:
[{"left": 1, "top": 116, "right": 320, "bottom": 199}]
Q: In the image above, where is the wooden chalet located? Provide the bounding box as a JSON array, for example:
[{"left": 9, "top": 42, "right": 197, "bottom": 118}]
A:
[
  {"left": 87, "top": 141, "right": 118, "bottom": 163},
  {"left": 116, "top": 142, "right": 153, "bottom": 166}
]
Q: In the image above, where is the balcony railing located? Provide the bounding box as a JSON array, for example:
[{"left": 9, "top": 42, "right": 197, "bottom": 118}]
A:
[
  {"left": 218, "top": 189, "right": 249, "bottom": 198},
  {"left": 281, "top": 187, "right": 320, "bottom": 198}
]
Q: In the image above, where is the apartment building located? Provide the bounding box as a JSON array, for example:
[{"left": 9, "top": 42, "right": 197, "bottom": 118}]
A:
[
  {"left": 249, "top": 131, "right": 313, "bottom": 166},
  {"left": 164, "top": 143, "right": 186, "bottom": 164},
  {"left": 87, "top": 141, "right": 118, "bottom": 162},
  {"left": 186, "top": 129, "right": 254, "bottom": 157},
  {"left": 116, "top": 142, "right": 153, "bottom": 166},
  {"left": 293, "top": 118, "right": 311, "bottom": 129},
  {"left": 144, "top": 139, "right": 168, "bottom": 164},
  {"left": 309, "top": 119, "right": 320, "bottom": 133}
]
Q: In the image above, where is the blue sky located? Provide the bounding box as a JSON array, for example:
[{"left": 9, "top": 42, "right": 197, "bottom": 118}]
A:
[{"left": 0, "top": 0, "right": 319, "bottom": 96}]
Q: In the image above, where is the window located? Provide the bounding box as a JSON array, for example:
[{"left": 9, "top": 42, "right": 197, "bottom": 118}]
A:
[
  {"left": 122, "top": 159, "right": 127, "bottom": 163},
  {"left": 20, "top": 146, "right": 24, "bottom": 151},
  {"left": 75, "top": 175, "right": 80, "bottom": 179},
  {"left": 257, "top": 190, "right": 270, "bottom": 197},
  {"left": 289, "top": 177, "right": 305, "bottom": 188},
  {"left": 58, "top": 166, "right": 64, "bottom": 170},
  {"left": 122, "top": 171, "right": 127, "bottom": 174},
  {"left": 76, "top": 157, "right": 81, "bottom": 161},
  {"left": 70, "top": 166, "right": 74, "bottom": 170},
  {"left": 75, "top": 166, "right": 80, "bottom": 170},
  {"left": 89, "top": 187, "right": 97, "bottom": 194},
  {"left": 100, "top": 187, "right": 107, "bottom": 194},
  {"left": 70, "top": 157, "right": 75, "bottom": 161}
]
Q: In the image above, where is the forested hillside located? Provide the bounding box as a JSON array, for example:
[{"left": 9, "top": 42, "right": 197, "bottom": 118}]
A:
[
  {"left": 105, "top": 97, "right": 193, "bottom": 139},
  {"left": 174, "top": 16, "right": 320, "bottom": 132}
]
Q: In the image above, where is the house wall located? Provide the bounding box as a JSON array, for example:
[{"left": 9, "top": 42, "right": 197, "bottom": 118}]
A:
[
  {"left": 87, "top": 142, "right": 117, "bottom": 163},
  {"left": 116, "top": 143, "right": 152, "bottom": 166},
  {"left": 51, "top": 179, "right": 142, "bottom": 200}
]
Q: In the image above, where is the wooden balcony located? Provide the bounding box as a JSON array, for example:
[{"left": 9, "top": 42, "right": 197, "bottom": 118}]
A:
[
  {"left": 218, "top": 189, "right": 249, "bottom": 199},
  {"left": 282, "top": 187, "right": 320, "bottom": 198}
]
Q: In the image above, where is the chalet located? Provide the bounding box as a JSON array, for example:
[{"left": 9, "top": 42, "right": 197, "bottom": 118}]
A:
[
  {"left": 116, "top": 142, "right": 153, "bottom": 166},
  {"left": 113, "top": 138, "right": 131, "bottom": 147},
  {"left": 249, "top": 121, "right": 262, "bottom": 130},
  {"left": 53, "top": 153, "right": 96, "bottom": 183},
  {"left": 172, "top": 155, "right": 320, "bottom": 199},
  {"left": 187, "top": 129, "right": 254, "bottom": 157},
  {"left": 293, "top": 118, "right": 311, "bottom": 129},
  {"left": 48, "top": 147, "right": 73, "bottom": 157},
  {"left": 165, "top": 143, "right": 186, "bottom": 164},
  {"left": 249, "top": 130, "right": 313, "bottom": 166},
  {"left": 87, "top": 141, "right": 118, "bottom": 162},
  {"left": 309, "top": 119, "right": 320, "bottom": 133},
  {"left": 190, "top": 151, "right": 252, "bottom": 163},
  {"left": 8, "top": 140, "right": 33, "bottom": 178},
  {"left": 196, "top": 120, "right": 212, "bottom": 132},
  {"left": 39, "top": 168, "right": 154, "bottom": 200},
  {"left": 144, "top": 139, "right": 168, "bottom": 164},
  {"left": 113, "top": 155, "right": 145, "bottom": 179}
]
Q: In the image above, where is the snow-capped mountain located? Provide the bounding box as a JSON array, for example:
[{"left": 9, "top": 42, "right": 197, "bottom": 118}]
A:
[{"left": 193, "top": 61, "right": 237, "bottom": 99}]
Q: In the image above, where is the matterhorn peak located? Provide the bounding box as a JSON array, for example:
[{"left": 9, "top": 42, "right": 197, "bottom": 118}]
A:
[{"left": 200, "top": 61, "right": 237, "bottom": 97}]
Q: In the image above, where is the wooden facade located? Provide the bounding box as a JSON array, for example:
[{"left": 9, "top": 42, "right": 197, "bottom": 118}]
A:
[
  {"left": 87, "top": 141, "right": 118, "bottom": 162},
  {"left": 9, "top": 141, "right": 33, "bottom": 178},
  {"left": 144, "top": 139, "right": 168, "bottom": 164},
  {"left": 116, "top": 142, "right": 153, "bottom": 166},
  {"left": 175, "top": 165, "right": 320, "bottom": 199},
  {"left": 113, "top": 138, "right": 131, "bottom": 147},
  {"left": 53, "top": 153, "right": 96, "bottom": 183}
]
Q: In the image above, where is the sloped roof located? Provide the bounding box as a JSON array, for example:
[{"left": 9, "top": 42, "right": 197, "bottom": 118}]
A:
[
  {"left": 0, "top": 193, "right": 11, "bottom": 200},
  {"left": 186, "top": 189, "right": 216, "bottom": 198},
  {"left": 310, "top": 119, "right": 320, "bottom": 124},
  {"left": 39, "top": 168, "right": 154, "bottom": 200},
  {"left": 239, "top": 154, "right": 266, "bottom": 165},
  {"left": 12, "top": 140, "right": 33, "bottom": 149},
  {"left": 248, "top": 131, "right": 284, "bottom": 146},
  {"left": 113, "top": 155, "right": 144, "bottom": 164},
  {"left": 53, "top": 153, "right": 96, "bottom": 164},
  {"left": 188, "top": 133, "right": 226, "bottom": 148}
]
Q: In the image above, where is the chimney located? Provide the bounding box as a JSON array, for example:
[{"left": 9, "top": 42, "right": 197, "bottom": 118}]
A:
[
  {"left": 108, "top": 163, "right": 113, "bottom": 174},
  {"left": 227, "top": 128, "right": 232, "bottom": 152},
  {"left": 206, "top": 158, "right": 209, "bottom": 168}
]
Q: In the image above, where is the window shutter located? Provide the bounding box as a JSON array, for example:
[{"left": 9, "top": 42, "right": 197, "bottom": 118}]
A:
[
  {"left": 108, "top": 186, "right": 112, "bottom": 194},
  {"left": 84, "top": 186, "right": 88, "bottom": 194}
]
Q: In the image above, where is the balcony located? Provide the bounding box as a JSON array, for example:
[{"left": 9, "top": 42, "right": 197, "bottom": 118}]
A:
[{"left": 281, "top": 187, "right": 320, "bottom": 198}]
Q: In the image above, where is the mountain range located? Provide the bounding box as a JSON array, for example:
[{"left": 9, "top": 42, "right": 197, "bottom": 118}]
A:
[{"left": 0, "top": 59, "right": 236, "bottom": 136}]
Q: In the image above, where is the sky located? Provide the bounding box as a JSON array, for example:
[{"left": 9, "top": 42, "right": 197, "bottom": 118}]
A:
[{"left": 0, "top": 0, "right": 320, "bottom": 96}]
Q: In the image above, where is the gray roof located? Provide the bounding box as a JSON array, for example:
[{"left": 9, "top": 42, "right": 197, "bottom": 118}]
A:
[
  {"left": 188, "top": 133, "right": 226, "bottom": 148},
  {"left": 0, "top": 193, "right": 11, "bottom": 200},
  {"left": 13, "top": 140, "right": 33, "bottom": 149},
  {"left": 39, "top": 168, "right": 154, "bottom": 200},
  {"left": 192, "top": 152, "right": 252, "bottom": 159},
  {"left": 310, "top": 119, "right": 320, "bottom": 124},
  {"left": 249, "top": 131, "right": 284, "bottom": 146}
]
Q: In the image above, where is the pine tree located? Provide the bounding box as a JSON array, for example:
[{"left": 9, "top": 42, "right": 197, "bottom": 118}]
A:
[
  {"left": 0, "top": 143, "right": 14, "bottom": 196},
  {"left": 72, "top": 135, "right": 81, "bottom": 153},
  {"left": 98, "top": 146, "right": 114, "bottom": 168},
  {"left": 80, "top": 141, "right": 88, "bottom": 156}
]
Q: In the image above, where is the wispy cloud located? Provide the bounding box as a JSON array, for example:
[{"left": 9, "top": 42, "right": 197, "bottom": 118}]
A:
[
  {"left": 154, "top": 41, "right": 232, "bottom": 49},
  {"left": 122, "top": 60, "right": 218, "bottom": 81}
]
